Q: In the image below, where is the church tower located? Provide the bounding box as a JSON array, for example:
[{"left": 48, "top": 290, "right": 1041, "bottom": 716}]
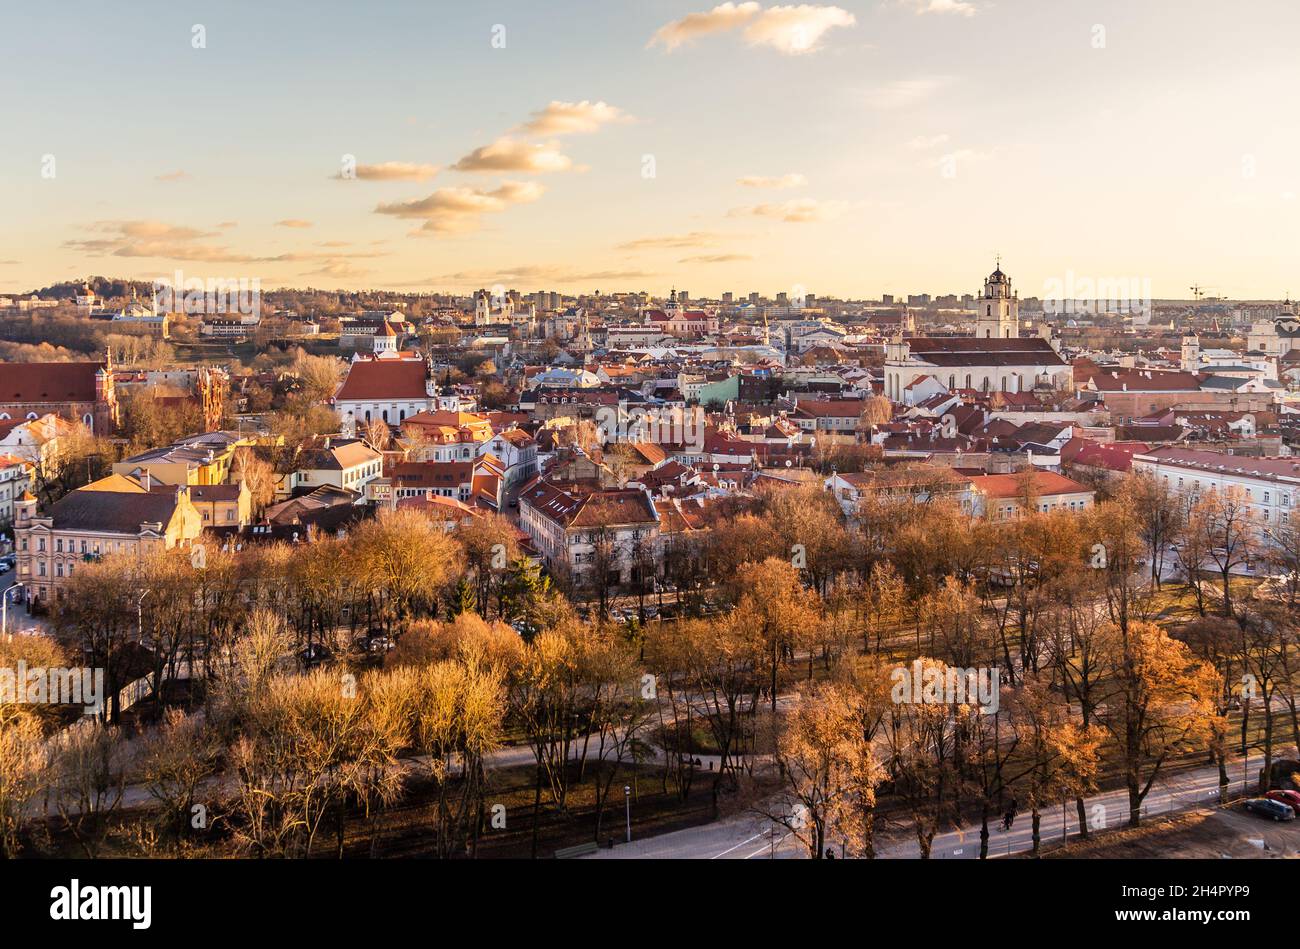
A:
[{"left": 974, "top": 262, "right": 1020, "bottom": 339}]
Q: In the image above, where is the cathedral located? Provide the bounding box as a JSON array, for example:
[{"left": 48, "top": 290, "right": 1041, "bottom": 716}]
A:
[{"left": 883, "top": 263, "right": 1071, "bottom": 405}]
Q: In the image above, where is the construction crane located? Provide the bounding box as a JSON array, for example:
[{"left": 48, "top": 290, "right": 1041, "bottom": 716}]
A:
[{"left": 1190, "top": 284, "right": 1205, "bottom": 301}]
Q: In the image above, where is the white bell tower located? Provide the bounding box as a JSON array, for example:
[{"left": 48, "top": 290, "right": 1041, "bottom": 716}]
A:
[{"left": 974, "top": 260, "right": 1019, "bottom": 339}]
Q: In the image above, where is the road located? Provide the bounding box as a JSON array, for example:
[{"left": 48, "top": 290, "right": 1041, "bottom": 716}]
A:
[{"left": 585, "top": 752, "right": 1266, "bottom": 859}]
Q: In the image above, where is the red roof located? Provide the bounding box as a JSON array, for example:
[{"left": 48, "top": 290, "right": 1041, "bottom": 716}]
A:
[
  {"left": 335, "top": 359, "right": 429, "bottom": 401},
  {"left": 0, "top": 361, "right": 105, "bottom": 403}
]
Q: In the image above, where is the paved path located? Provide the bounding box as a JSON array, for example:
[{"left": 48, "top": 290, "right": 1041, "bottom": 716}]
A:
[{"left": 586, "top": 753, "right": 1264, "bottom": 859}]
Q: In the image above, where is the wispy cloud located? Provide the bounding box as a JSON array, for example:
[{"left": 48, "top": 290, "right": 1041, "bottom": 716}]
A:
[
  {"left": 649, "top": 3, "right": 856, "bottom": 55},
  {"left": 863, "top": 76, "right": 951, "bottom": 109},
  {"left": 422, "top": 265, "right": 658, "bottom": 286},
  {"left": 451, "top": 137, "right": 573, "bottom": 174},
  {"left": 737, "top": 173, "right": 807, "bottom": 189},
  {"left": 64, "top": 220, "right": 387, "bottom": 264},
  {"left": 66, "top": 221, "right": 258, "bottom": 263},
  {"left": 375, "top": 181, "right": 546, "bottom": 234},
  {"left": 275, "top": 219, "right": 313, "bottom": 229},
  {"left": 154, "top": 170, "right": 189, "bottom": 183},
  {"left": 520, "top": 101, "right": 633, "bottom": 136},
  {"left": 729, "top": 198, "right": 848, "bottom": 222},
  {"left": 679, "top": 253, "right": 755, "bottom": 263},
  {"left": 302, "top": 258, "right": 370, "bottom": 280},
  {"left": 616, "top": 231, "right": 724, "bottom": 250},
  {"left": 335, "top": 161, "right": 440, "bottom": 182}
]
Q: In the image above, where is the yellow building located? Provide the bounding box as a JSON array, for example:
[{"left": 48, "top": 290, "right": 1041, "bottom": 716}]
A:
[{"left": 12, "top": 474, "right": 203, "bottom": 606}]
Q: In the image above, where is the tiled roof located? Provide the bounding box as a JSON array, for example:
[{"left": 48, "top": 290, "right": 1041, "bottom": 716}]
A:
[
  {"left": 335, "top": 359, "right": 430, "bottom": 401},
  {"left": 0, "top": 361, "right": 106, "bottom": 403}
]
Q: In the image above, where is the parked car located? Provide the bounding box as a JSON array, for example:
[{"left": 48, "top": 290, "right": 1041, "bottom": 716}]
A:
[
  {"left": 1264, "top": 790, "right": 1300, "bottom": 815},
  {"left": 0, "top": 555, "right": 15, "bottom": 572},
  {"left": 300, "top": 643, "right": 332, "bottom": 666},
  {"left": 1244, "top": 798, "right": 1296, "bottom": 821}
]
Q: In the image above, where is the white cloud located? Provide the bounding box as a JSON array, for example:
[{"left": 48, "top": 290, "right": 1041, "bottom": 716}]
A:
[
  {"left": 863, "top": 76, "right": 951, "bottom": 109},
  {"left": 451, "top": 137, "right": 573, "bottom": 174},
  {"left": 737, "top": 172, "right": 808, "bottom": 189},
  {"left": 521, "top": 101, "right": 633, "bottom": 136},
  {"left": 904, "top": 0, "right": 977, "bottom": 16},
  {"left": 375, "top": 181, "right": 546, "bottom": 234},
  {"left": 745, "top": 4, "right": 857, "bottom": 54},
  {"left": 649, "top": 3, "right": 855, "bottom": 55}
]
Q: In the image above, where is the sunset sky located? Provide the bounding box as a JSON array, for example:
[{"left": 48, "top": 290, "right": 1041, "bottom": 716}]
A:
[{"left": 3, "top": 0, "right": 1299, "bottom": 300}]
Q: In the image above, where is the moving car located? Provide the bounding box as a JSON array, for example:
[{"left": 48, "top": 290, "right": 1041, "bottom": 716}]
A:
[{"left": 1244, "top": 798, "right": 1296, "bottom": 821}]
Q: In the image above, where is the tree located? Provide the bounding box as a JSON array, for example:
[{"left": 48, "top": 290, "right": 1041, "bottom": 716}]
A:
[
  {"left": 1191, "top": 487, "right": 1260, "bottom": 619},
  {"left": 353, "top": 508, "right": 458, "bottom": 632},
  {"left": 1098, "top": 621, "right": 1219, "bottom": 826},
  {"left": 764, "top": 680, "right": 885, "bottom": 859}
]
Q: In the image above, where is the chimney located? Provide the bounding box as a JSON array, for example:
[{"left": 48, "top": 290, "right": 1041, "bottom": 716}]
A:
[{"left": 143, "top": 470, "right": 151, "bottom": 491}]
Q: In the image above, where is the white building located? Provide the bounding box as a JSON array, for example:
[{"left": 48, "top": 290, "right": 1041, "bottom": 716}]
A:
[{"left": 1132, "top": 448, "right": 1300, "bottom": 534}]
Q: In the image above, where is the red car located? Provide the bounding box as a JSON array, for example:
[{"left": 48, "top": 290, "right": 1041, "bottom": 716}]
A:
[{"left": 1264, "top": 790, "right": 1300, "bottom": 815}]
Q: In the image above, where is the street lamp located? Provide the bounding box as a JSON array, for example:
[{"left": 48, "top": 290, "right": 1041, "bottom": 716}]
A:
[
  {"left": 623, "top": 785, "right": 632, "bottom": 843},
  {"left": 1, "top": 582, "right": 23, "bottom": 638},
  {"left": 137, "top": 589, "right": 152, "bottom": 644}
]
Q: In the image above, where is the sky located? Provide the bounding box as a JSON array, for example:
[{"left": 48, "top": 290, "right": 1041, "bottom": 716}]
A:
[{"left": 2, "top": 0, "right": 1300, "bottom": 301}]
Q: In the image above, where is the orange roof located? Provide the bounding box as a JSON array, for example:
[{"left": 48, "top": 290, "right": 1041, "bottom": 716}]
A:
[{"left": 967, "top": 471, "right": 1090, "bottom": 500}]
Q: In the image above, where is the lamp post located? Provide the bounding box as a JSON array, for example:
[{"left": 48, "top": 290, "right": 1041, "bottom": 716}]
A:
[
  {"left": 623, "top": 785, "right": 632, "bottom": 844},
  {"left": 1, "top": 582, "right": 23, "bottom": 638},
  {"left": 137, "top": 588, "right": 152, "bottom": 644}
]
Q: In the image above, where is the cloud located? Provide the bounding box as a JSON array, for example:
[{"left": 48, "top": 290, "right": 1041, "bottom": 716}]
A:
[
  {"left": 65, "top": 220, "right": 260, "bottom": 263},
  {"left": 155, "top": 170, "right": 189, "bottom": 183},
  {"left": 336, "top": 161, "right": 440, "bottom": 182},
  {"left": 422, "top": 265, "right": 658, "bottom": 286},
  {"left": 520, "top": 101, "right": 633, "bottom": 136},
  {"left": 375, "top": 181, "right": 546, "bottom": 234},
  {"left": 616, "top": 231, "right": 724, "bottom": 250},
  {"left": 737, "top": 173, "right": 807, "bottom": 189},
  {"left": 863, "top": 76, "right": 951, "bottom": 109},
  {"left": 744, "top": 4, "right": 857, "bottom": 54},
  {"left": 649, "top": 2, "right": 761, "bottom": 50},
  {"left": 907, "top": 134, "right": 950, "bottom": 149},
  {"left": 451, "top": 137, "right": 573, "bottom": 174},
  {"left": 679, "top": 254, "right": 754, "bottom": 264},
  {"left": 903, "top": 0, "right": 977, "bottom": 16},
  {"left": 302, "top": 258, "right": 370, "bottom": 280},
  {"left": 730, "top": 198, "right": 848, "bottom": 222},
  {"left": 64, "top": 219, "right": 389, "bottom": 265},
  {"left": 649, "top": 3, "right": 855, "bottom": 55},
  {"left": 275, "top": 219, "right": 313, "bottom": 229}
]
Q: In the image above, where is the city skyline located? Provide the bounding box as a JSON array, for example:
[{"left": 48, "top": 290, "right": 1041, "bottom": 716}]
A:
[{"left": 4, "top": 0, "right": 1300, "bottom": 300}]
